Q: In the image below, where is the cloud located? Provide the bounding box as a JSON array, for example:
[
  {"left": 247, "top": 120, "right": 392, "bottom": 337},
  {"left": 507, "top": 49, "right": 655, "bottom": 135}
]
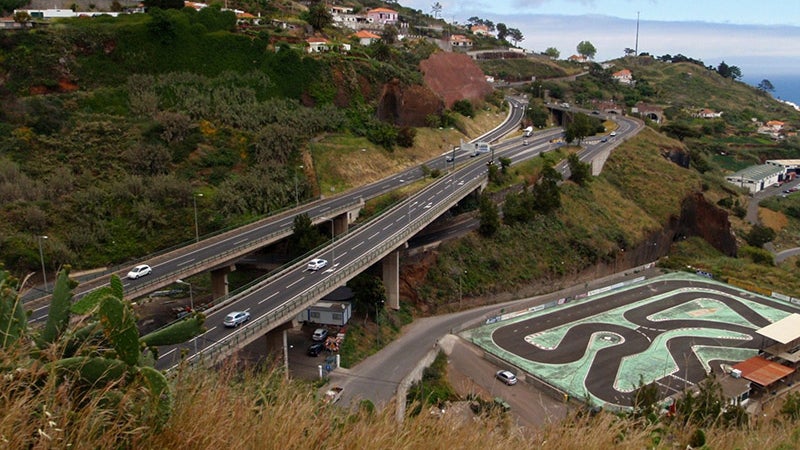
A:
[{"left": 478, "top": 14, "right": 800, "bottom": 72}]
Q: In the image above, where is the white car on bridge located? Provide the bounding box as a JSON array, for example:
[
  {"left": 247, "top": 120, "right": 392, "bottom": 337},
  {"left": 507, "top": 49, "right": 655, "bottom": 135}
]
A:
[{"left": 307, "top": 258, "right": 328, "bottom": 271}]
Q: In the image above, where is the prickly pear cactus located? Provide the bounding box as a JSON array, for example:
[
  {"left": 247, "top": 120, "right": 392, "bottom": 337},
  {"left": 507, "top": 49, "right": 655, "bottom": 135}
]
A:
[
  {"left": 1, "top": 268, "right": 205, "bottom": 436},
  {"left": 0, "top": 271, "right": 27, "bottom": 349}
]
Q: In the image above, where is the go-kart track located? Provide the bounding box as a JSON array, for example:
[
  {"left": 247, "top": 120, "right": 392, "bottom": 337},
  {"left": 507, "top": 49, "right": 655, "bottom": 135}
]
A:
[{"left": 469, "top": 272, "right": 800, "bottom": 410}]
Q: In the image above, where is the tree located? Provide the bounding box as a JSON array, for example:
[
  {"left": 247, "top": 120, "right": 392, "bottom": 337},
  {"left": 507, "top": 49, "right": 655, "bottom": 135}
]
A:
[
  {"left": 532, "top": 163, "right": 561, "bottom": 213},
  {"left": 306, "top": 2, "right": 332, "bottom": 31},
  {"left": 430, "top": 1, "right": 442, "bottom": 18},
  {"left": 624, "top": 47, "right": 635, "bottom": 57},
  {"left": 290, "top": 213, "right": 327, "bottom": 256},
  {"left": 2, "top": 0, "right": 28, "bottom": 15},
  {"left": 452, "top": 99, "right": 474, "bottom": 118},
  {"left": 565, "top": 112, "right": 599, "bottom": 144},
  {"left": 757, "top": 79, "right": 775, "bottom": 92},
  {"left": 347, "top": 273, "right": 386, "bottom": 318},
  {"left": 567, "top": 153, "right": 592, "bottom": 186},
  {"left": 745, "top": 224, "right": 776, "bottom": 248},
  {"left": 397, "top": 126, "right": 416, "bottom": 148},
  {"left": 507, "top": 28, "right": 524, "bottom": 46},
  {"left": 381, "top": 24, "right": 398, "bottom": 44},
  {"left": 495, "top": 23, "right": 508, "bottom": 41},
  {"left": 728, "top": 65, "right": 742, "bottom": 80},
  {"left": 478, "top": 193, "right": 500, "bottom": 237},
  {"left": 12, "top": 10, "right": 30, "bottom": 23},
  {"left": 716, "top": 61, "right": 742, "bottom": 80},
  {"left": 543, "top": 47, "right": 560, "bottom": 59},
  {"left": 576, "top": 40, "right": 597, "bottom": 59},
  {"left": 526, "top": 103, "right": 549, "bottom": 128}
]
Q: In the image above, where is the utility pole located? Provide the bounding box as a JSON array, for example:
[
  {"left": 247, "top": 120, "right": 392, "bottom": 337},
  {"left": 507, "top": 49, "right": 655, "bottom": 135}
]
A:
[{"left": 634, "top": 11, "right": 640, "bottom": 56}]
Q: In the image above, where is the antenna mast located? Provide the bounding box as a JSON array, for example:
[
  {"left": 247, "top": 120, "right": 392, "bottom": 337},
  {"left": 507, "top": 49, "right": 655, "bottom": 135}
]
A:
[{"left": 634, "top": 11, "right": 640, "bottom": 56}]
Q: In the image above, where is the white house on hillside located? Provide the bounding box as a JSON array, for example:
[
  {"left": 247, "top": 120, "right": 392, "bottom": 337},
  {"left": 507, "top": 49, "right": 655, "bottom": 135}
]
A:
[
  {"left": 613, "top": 69, "right": 633, "bottom": 84},
  {"left": 366, "top": 7, "right": 398, "bottom": 25}
]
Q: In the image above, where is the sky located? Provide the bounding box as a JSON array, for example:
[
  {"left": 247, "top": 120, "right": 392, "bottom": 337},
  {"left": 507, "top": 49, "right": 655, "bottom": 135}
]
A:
[{"left": 399, "top": 0, "right": 800, "bottom": 78}]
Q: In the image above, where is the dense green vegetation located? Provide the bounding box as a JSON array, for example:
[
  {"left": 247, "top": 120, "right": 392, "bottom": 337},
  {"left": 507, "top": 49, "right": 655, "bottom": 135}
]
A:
[{"left": 0, "top": 7, "right": 453, "bottom": 276}]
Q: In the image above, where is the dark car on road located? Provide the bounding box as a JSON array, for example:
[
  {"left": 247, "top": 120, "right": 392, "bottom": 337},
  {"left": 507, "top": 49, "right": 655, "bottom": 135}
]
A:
[{"left": 307, "top": 342, "right": 325, "bottom": 357}]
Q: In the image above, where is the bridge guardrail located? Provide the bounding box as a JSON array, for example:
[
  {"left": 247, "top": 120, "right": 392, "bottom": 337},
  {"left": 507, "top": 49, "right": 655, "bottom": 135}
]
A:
[
  {"left": 178, "top": 174, "right": 486, "bottom": 369},
  {"left": 125, "top": 199, "right": 364, "bottom": 298}
]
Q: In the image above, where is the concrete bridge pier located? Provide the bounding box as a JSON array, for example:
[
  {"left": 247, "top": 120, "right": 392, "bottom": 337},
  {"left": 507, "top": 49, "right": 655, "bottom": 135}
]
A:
[
  {"left": 382, "top": 249, "right": 403, "bottom": 310},
  {"left": 259, "top": 322, "right": 296, "bottom": 377},
  {"left": 211, "top": 265, "right": 235, "bottom": 300}
]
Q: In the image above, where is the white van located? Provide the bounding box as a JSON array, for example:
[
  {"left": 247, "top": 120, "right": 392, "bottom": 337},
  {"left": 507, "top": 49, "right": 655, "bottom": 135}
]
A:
[{"left": 523, "top": 126, "right": 533, "bottom": 137}]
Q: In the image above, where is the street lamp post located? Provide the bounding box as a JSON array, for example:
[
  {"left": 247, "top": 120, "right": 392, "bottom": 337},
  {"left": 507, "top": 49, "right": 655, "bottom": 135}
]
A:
[
  {"left": 38, "top": 235, "right": 48, "bottom": 293},
  {"left": 176, "top": 279, "right": 198, "bottom": 355},
  {"left": 322, "top": 217, "right": 335, "bottom": 267},
  {"left": 192, "top": 193, "right": 203, "bottom": 243}
]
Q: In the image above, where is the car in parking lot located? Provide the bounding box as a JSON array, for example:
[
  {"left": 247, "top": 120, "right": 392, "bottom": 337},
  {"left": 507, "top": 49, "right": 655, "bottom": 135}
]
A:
[
  {"left": 223, "top": 311, "right": 250, "bottom": 327},
  {"left": 495, "top": 370, "right": 517, "bottom": 386},
  {"left": 126, "top": 264, "right": 152, "bottom": 279},
  {"left": 307, "top": 258, "right": 328, "bottom": 271},
  {"left": 312, "top": 328, "right": 329, "bottom": 342},
  {"left": 307, "top": 342, "right": 325, "bottom": 356}
]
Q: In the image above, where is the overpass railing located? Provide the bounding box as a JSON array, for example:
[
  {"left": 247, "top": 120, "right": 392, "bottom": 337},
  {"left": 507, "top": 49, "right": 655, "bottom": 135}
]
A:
[
  {"left": 125, "top": 198, "right": 364, "bottom": 298},
  {"left": 178, "top": 172, "right": 486, "bottom": 369}
]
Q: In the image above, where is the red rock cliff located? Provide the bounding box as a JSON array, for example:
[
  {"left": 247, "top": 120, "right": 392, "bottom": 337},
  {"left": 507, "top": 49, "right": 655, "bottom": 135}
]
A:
[{"left": 419, "top": 52, "right": 493, "bottom": 108}]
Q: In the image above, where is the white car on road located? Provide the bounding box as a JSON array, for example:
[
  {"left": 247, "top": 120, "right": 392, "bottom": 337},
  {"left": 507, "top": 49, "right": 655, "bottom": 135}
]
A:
[
  {"left": 126, "top": 264, "right": 152, "bottom": 279},
  {"left": 223, "top": 311, "right": 250, "bottom": 327},
  {"left": 307, "top": 258, "right": 328, "bottom": 271},
  {"left": 496, "top": 370, "right": 518, "bottom": 386}
]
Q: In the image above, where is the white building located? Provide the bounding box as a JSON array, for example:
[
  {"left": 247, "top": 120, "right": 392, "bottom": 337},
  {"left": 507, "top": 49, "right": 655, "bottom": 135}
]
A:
[{"left": 725, "top": 164, "right": 784, "bottom": 194}]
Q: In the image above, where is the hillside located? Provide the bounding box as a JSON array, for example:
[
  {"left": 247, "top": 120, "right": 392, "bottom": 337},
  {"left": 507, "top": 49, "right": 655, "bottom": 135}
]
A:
[
  {"left": 4, "top": 3, "right": 800, "bottom": 448},
  {"left": 0, "top": 5, "right": 498, "bottom": 277}
]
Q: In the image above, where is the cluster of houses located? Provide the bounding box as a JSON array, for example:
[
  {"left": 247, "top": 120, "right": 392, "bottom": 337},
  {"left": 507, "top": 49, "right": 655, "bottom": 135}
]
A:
[{"left": 5, "top": 2, "right": 499, "bottom": 53}]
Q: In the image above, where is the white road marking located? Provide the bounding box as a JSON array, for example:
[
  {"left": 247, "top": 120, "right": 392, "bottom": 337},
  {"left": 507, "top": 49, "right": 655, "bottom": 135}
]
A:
[
  {"left": 353, "top": 241, "right": 364, "bottom": 249},
  {"left": 258, "top": 291, "right": 279, "bottom": 305},
  {"left": 178, "top": 259, "right": 195, "bottom": 266},
  {"left": 369, "top": 232, "right": 379, "bottom": 240},
  {"left": 286, "top": 278, "right": 302, "bottom": 289},
  {"left": 233, "top": 238, "right": 249, "bottom": 245}
]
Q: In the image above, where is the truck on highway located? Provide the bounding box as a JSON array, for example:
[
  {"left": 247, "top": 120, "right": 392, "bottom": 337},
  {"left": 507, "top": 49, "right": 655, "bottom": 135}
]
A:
[
  {"left": 461, "top": 139, "right": 491, "bottom": 157},
  {"left": 523, "top": 126, "right": 534, "bottom": 137}
]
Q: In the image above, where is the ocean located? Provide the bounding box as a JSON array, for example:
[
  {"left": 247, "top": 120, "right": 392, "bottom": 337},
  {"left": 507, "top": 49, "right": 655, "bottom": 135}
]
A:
[{"left": 743, "top": 74, "right": 800, "bottom": 107}]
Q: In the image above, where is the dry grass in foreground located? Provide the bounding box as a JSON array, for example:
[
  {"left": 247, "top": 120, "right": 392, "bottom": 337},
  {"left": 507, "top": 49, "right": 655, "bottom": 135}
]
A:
[{"left": 4, "top": 353, "right": 800, "bottom": 450}]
